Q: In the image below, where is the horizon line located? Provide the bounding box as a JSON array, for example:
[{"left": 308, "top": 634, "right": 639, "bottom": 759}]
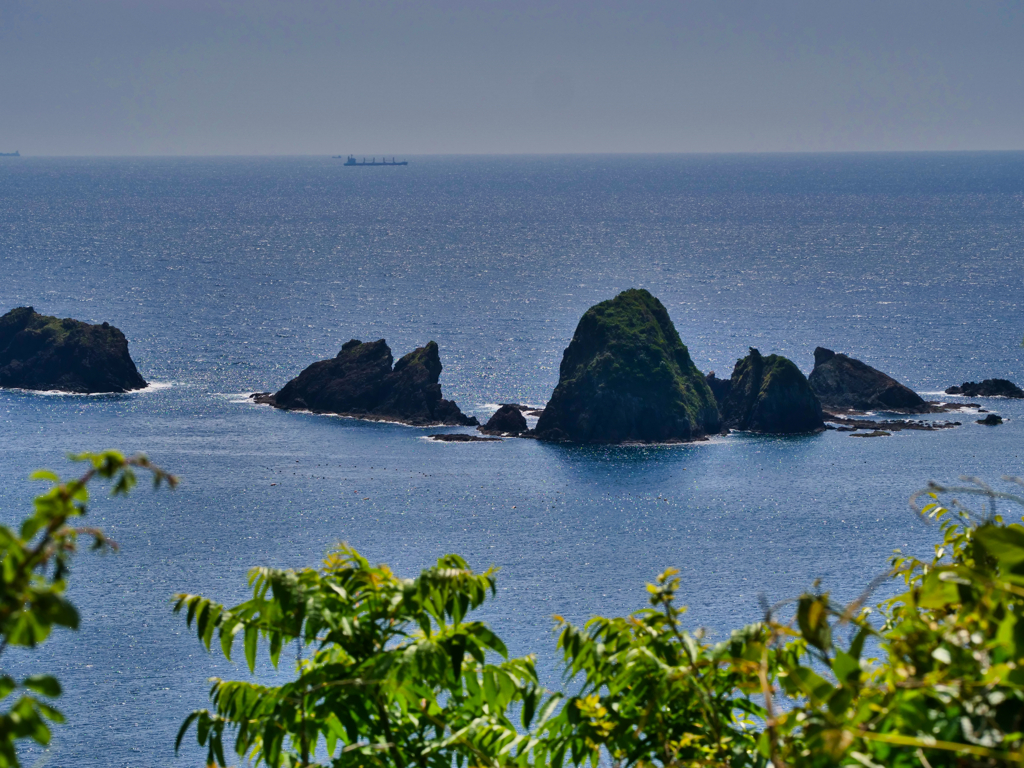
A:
[{"left": 5, "top": 148, "right": 1024, "bottom": 159}]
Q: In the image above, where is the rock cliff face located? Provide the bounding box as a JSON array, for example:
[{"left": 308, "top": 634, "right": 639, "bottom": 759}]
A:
[
  {"left": 0, "top": 307, "right": 147, "bottom": 393},
  {"left": 255, "top": 339, "right": 477, "bottom": 426},
  {"left": 534, "top": 289, "right": 720, "bottom": 443},
  {"left": 945, "top": 379, "right": 1024, "bottom": 399},
  {"left": 481, "top": 404, "right": 528, "bottom": 434},
  {"left": 716, "top": 348, "right": 824, "bottom": 433},
  {"left": 704, "top": 372, "right": 731, "bottom": 404},
  {"left": 808, "top": 347, "right": 927, "bottom": 412}
]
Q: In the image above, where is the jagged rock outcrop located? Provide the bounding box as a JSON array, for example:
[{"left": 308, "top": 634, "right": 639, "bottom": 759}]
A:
[
  {"left": 481, "top": 404, "right": 528, "bottom": 434},
  {"left": 808, "top": 347, "right": 927, "bottom": 412},
  {"left": 946, "top": 379, "right": 1024, "bottom": 399},
  {"left": 704, "top": 372, "right": 731, "bottom": 404},
  {"left": 254, "top": 339, "right": 477, "bottom": 426},
  {"left": 533, "top": 289, "right": 720, "bottom": 443},
  {"left": 0, "top": 306, "right": 147, "bottom": 393},
  {"left": 716, "top": 348, "right": 824, "bottom": 433}
]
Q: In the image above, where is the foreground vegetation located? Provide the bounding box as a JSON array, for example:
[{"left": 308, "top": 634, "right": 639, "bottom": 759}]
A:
[
  {"left": 4, "top": 454, "right": 1024, "bottom": 767},
  {"left": 0, "top": 452, "right": 175, "bottom": 767}
]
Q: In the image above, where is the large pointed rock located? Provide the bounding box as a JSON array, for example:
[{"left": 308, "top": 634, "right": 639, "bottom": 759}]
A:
[
  {"left": 716, "top": 348, "right": 824, "bottom": 433},
  {"left": 0, "top": 306, "right": 147, "bottom": 393},
  {"left": 808, "top": 347, "right": 926, "bottom": 412},
  {"left": 256, "top": 339, "right": 477, "bottom": 426},
  {"left": 534, "top": 289, "right": 720, "bottom": 443}
]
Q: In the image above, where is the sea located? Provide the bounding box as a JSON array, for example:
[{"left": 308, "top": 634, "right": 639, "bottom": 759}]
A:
[{"left": 0, "top": 153, "right": 1022, "bottom": 767}]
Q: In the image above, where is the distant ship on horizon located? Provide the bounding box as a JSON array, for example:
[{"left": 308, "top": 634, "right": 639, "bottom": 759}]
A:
[
  {"left": 0, "top": 151, "right": 19, "bottom": 157},
  {"left": 334, "top": 155, "right": 408, "bottom": 166}
]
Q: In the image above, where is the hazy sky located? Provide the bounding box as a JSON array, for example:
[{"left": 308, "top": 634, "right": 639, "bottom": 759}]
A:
[{"left": 2, "top": 0, "right": 1022, "bottom": 155}]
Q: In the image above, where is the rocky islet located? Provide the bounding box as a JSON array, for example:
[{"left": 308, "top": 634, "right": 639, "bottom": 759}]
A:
[
  {"left": 252, "top": 339, "right": 478, "bottom": 427},
  {"left": 480, "top": 404, "right": 529, "bottom": 435},
  {"left": 0, "top": 307, "right": 147, "bottom": 394},
  {"left": 532, "top": 289, "right": 721, "bottom": 443},
  {"left": 714, "top": 348, "right": 825, "bottom": 434},
  {"left": 3, "top": 296, "right": 1009, "bottom": 445},
  {"left": 946, "top": 379, "right": 1024, "bottom": 399},
  {"left": 808, "top": 347, "right": 929, "bottom": 413}
]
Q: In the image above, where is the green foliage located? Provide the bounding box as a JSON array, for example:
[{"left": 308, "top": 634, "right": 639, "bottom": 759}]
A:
[
  {"left": 175, "top": 546, "right": 556, "bottom": 768},
  {"left": 543, "top": 568, "right": 769, "bottom": 767},
  {"left": 179, "top": 477, "right": 1024, "bottom": 768},
  {"left": 0, "top": 451, "right": 175, "bottom": 768}
]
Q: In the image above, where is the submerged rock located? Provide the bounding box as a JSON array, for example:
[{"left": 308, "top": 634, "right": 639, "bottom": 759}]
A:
[
  {"left": 428, "top": 433, "right": 501, "bottom": 442},
  {"left": 976, "top": 414, "right": 1004, "bottom": 426},
  {"left": 534, "top": 289, "right": 720, "bottom": 443},
  {"left": 481, "top": 404, "right": 528, "bottom": 434},
  {"left": 256, "top": 339, "right": 477, "bottom": 427},
  {"left": 0, "top": 306, "right": 147, "bottom": 393},
  {"left": 717, "top": 348, "right": 824, "bottom": 433},
  {"left": 825, "top": 414, "right": 961, "bottom": 433},
  {"left": 808, "top": 347, "right": 927, "bottom": 412},
  {"left": 946, "top": 379, "right": 1024, "bottom": 399}
]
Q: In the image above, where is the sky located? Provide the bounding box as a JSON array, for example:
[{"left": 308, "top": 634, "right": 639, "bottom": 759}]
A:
[{"left": 1, "top": 0, "right": 1022, "bottom": 155}]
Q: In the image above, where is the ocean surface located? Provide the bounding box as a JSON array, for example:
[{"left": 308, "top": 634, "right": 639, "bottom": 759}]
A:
[{"left": 0, "top": 153, "right": 1022, "bottom": 767}]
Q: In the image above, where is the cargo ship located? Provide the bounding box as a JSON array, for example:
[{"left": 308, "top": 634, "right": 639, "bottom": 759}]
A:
[
  {"left": 0, "top": 151, "right": 19, "bottom": 157},
  {"left": 335, "top": 155, "right": 408, "bottom": 166}
]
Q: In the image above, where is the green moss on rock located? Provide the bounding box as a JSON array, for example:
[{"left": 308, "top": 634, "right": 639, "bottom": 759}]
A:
[
  {"left": 0, "top": 306, "right": 147, "bottom": 393},
  {"left": 718, "top": 348, "right": 824, "bottom": 433},
  {"left": 534, "top": 289, "right": 720, "bottom": 443}
]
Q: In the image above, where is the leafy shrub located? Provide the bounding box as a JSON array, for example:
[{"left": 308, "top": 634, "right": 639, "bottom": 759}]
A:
[
  {"left": 0, "top": 452, "right": 174, "bottom": 768},
  {"left": 177, "top": 477, "right": 1024, "bottom": 768}
]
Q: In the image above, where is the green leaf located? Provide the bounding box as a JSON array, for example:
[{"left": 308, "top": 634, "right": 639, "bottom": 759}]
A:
[
  {"left": 797, "top": 594, "right": 832, "bottom": 652},
  {"left": 832, "top": 650, "right": 861, "bottom": 686},
  {"left": 244, "top": 625, "right": 258, "bottom": 673},
  {"left": 790, "top": 665, "right": 835, "bottom": 704},
  {"left": 22, "top": 675, "right": 61, "bottom": 698},
  {"left": 915, "top": 570, "right": 962, "bottom": 608}
]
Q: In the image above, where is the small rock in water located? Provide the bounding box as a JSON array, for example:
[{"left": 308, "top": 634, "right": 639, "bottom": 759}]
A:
[
  {"left": 976, "top": 414, "right": 1004, "bottom": 426},
  {"left": 946, "top": 379, "right": 1024, "bottom": 398},
  {"left": 428, "top": 433, "right": 502, "bottom": 442},
  {"left": 481, "top": 404, "right": 528, "bottom": 434},
  {"left": 851, "top": 430, "right": 891, "bottom": 438}
]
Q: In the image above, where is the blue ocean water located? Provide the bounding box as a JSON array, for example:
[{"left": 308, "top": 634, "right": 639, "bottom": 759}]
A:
[{"left": 0, "top": 153, "right": 1022, "bottom": 767}]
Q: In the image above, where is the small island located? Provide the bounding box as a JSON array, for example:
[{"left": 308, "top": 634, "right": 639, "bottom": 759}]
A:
[
  {"left": 253, "top": 339, "right": 477, "bottom": 427},
  {"left": 713, "top": 348, "right": 824, "bottom": 433},
  {"left": 0, "top": 307, "right": 148, "bottom": 393},
  {"left": 533, "top": 289, "right": 720, "bottom": 443}
]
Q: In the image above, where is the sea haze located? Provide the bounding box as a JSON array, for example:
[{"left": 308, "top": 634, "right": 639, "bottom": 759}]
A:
[{"left": 0, "top": 153, "right": 1022, "bottom": 766}]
